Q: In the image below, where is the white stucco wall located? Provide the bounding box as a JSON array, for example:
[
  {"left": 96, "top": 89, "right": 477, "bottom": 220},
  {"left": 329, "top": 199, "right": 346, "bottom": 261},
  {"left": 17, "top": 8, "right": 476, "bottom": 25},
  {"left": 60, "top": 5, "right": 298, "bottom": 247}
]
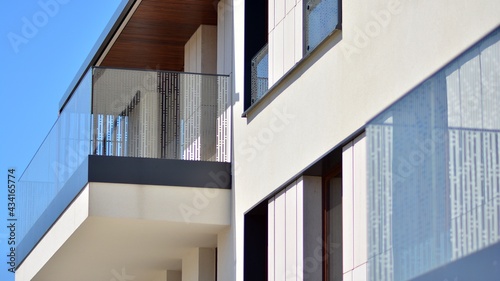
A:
[
  {"left": 233, "top": 0, "right": 500, "bottom": 280},
  {"left": 182, "top": 248, "right": 216, "bottom": 281}
]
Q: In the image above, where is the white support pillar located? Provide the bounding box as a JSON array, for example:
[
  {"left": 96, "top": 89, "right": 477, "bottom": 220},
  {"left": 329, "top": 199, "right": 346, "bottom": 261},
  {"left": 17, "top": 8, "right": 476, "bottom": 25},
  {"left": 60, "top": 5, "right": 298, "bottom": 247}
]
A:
[
  {"left": 182, "top": 248, "right": 216, "bottom": 281},
  {"left": 217, "top": 228, "right": 235, "bottom": 281}
]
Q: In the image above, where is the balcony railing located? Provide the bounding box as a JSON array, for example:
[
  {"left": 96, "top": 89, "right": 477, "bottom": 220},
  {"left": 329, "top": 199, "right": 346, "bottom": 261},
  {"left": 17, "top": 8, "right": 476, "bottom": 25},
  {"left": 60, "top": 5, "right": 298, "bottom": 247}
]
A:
[
  {"left": 305, "top": 0, "right": 341, "bottom": 52},
  {"left": 250, "top": 44, "right": 269, "bottom": 105},
  {"left": 17, "top": 67, "right": 230, "bottom": 262}
]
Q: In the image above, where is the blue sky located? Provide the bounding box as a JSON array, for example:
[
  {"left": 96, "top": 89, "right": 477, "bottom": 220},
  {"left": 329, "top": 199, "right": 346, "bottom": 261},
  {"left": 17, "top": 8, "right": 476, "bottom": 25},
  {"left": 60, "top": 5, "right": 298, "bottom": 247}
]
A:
[{"left": 0, "top": 0, "right": 126, "bottom": 279}]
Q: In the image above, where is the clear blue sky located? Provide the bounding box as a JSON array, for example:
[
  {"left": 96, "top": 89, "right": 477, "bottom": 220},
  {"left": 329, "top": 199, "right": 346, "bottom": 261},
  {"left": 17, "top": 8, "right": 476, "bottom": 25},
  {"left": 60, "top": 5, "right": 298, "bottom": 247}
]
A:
[{"left": 0, "top": 1, "right": 126, "bottom": 279}]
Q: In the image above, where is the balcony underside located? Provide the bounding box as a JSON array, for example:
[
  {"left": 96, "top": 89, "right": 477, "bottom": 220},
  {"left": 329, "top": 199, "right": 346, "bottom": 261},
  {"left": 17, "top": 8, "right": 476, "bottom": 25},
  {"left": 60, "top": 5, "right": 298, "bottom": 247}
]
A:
[
  {"left": 17, "top": 156, "right": 231, "bottom": 271},
  {"left": 100, "top": 0, "right": 218, "bottom": 70},
  {"left": 17, "top": 180, "right": 231, "bottom": 281}
]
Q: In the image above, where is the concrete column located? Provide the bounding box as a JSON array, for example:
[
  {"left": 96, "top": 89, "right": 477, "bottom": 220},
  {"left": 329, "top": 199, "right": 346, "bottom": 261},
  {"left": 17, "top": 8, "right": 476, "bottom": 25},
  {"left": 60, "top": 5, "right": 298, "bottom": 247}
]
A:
[
  {"left": 182, "top": 25, "right": 218, "bottom": 161},
  {"left": 182, "top": 248, "right": 216, "bottom": 281},
  {"left": 217, "top": 228, "right": 235, "bottom": 281},
  {"left": 184, "top": 25, "right": 217, "bottom": 74}
]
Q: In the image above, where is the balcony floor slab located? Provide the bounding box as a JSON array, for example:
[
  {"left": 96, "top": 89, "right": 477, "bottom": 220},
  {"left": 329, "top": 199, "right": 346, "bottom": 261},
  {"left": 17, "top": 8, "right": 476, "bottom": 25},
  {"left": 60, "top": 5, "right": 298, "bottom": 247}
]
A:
[{"left": 16, "top": 182, "right": 231, "bottom": 281}]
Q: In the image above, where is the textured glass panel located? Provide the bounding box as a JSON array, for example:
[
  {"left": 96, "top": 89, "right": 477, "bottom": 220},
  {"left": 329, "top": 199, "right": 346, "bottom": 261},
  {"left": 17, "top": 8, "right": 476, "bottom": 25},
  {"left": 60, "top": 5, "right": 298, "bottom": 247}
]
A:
[
  {"left": 251, "top": 44, "right": 269, "bottom": 105},
  {"left": 17, "top": 70, "right": 92, "bottom": 244},
  {"left": 91, "top": 67, "right": 230, "bottom": 162},
  {"left": 305, "top": 0, "right": 339, "bottom": 53},
  {"left": 367, "top": 28, "right": 500, "bottom": 280}
]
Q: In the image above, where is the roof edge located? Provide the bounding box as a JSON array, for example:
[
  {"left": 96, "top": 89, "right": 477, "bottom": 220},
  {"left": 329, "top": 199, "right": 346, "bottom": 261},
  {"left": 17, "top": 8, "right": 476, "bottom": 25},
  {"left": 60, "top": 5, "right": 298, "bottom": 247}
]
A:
[{"left": 58, "top": 0, "right": 138, "bottom": 112}]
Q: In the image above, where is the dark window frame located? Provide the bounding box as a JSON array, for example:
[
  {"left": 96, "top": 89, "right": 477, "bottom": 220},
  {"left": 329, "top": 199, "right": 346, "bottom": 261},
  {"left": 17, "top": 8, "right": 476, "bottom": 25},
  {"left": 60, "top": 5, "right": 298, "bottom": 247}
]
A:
[{"left": 322, "top": 164, "right": 342, "bottom": 281}]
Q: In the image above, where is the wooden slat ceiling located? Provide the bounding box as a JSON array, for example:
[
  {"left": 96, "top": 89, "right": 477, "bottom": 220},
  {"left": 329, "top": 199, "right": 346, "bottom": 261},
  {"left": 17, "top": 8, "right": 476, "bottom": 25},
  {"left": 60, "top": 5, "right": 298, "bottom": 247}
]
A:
[{"left": 100, "top": 0, "right": 218, "bottom": 71}]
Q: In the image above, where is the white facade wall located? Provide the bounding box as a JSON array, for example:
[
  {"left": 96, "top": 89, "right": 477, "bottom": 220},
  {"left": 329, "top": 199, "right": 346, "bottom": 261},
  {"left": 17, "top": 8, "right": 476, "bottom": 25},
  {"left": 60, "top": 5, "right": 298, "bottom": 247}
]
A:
[
  {"left": 233, "top": 0, "right": 500, "bottom": 280},
  {"left": 217, "top": 228, "right": 235, "bottom": 281},
  {"left": 182, "top": 248, "right": 216, "bottom": 281}
]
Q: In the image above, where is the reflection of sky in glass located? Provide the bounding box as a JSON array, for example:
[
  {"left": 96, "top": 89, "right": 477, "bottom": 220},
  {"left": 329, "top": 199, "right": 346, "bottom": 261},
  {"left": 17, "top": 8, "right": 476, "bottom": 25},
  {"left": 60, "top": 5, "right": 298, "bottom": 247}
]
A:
[
  {"left": 257, "top": 53, "right": 268, "bottom": 79},
  {"left": 1, "top": 2, "right": 173, "bottom": 280}
]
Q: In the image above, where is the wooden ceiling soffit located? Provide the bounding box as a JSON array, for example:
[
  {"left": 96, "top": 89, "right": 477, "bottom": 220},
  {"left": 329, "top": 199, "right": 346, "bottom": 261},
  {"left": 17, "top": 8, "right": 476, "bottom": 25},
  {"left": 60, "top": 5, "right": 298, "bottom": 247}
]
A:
[{"left": 99, "top": 0, "right": 218, "bottom": 71}]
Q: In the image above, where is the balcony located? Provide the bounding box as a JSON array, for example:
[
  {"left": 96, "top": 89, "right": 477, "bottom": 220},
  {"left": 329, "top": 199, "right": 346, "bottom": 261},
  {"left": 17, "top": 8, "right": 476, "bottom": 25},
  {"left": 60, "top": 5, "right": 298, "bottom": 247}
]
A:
[
  {"left": 366, "top": 29, "right": 500, "bottom": 281},
  {"left": 16, "top": 67, "right": 231, "bottom": 275}
]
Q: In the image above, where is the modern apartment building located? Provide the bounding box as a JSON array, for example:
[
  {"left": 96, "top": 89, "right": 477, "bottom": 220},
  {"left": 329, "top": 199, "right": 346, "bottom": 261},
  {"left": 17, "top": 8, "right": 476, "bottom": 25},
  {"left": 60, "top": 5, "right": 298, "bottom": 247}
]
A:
[{"left": 15, "top": 0, "right": 500, "bottom": 281}]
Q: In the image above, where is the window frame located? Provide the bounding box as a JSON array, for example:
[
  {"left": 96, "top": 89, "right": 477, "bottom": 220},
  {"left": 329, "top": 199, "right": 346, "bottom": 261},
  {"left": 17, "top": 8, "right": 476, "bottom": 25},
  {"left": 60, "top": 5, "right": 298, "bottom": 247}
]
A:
[{"left": 322, "top": 164, "right": 342, "bottom": 281}]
